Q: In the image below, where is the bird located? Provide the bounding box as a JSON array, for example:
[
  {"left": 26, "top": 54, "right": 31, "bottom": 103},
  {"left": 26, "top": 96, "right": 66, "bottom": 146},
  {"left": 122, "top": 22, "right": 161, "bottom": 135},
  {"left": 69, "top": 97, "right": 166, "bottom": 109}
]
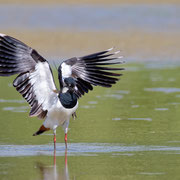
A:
[{"left": 0, "top": 33, "right": 124, "bottom": 150}]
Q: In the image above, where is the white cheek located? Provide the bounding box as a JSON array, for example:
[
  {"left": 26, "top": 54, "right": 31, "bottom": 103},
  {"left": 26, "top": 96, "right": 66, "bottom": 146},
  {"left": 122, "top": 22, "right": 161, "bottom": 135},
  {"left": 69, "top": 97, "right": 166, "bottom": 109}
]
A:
[
  {"left": 61, "top": 62, "right": 72, "bottom": 78},
  {"left": 62, "top": 87, "right": 68, "bottom": 93}
]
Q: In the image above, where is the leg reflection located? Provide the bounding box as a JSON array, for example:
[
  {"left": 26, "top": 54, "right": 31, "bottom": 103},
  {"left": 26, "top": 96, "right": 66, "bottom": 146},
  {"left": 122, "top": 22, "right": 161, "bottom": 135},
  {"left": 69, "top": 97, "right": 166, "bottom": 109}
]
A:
[
  {"left": 54, "top": 145, "right": 56, "bottom": 166},
  {"left": 36, "top": 149, "right": 69, "bottom": 180}
]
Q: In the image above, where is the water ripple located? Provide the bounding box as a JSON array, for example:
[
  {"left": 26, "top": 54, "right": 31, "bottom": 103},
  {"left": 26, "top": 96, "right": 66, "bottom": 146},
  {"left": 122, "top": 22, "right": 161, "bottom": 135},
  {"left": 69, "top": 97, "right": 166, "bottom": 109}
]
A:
[
  {"left": 1, "top": 143, "right": 180, "bottom": 157},
  {"left": 144, "top": 87, "right": 180, "bottom": 94},
  {"left": 2, "top": 106, "right": 29, "bottom": 113},
  {"left": 0, "top": 99, "right": 26, "bottom": 103}
]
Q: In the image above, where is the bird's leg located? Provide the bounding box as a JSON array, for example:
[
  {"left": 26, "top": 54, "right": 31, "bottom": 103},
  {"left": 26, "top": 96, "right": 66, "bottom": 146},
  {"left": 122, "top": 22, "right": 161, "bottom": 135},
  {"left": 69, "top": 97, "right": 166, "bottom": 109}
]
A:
[
  {"left": 63, "top": 124, "right": 69, "bottom": 149},
  {"left": 54, "top": 134, "right": 56, "bottom": 150},
  {"left": 65, "top": 133, "right": 67, "bottom": 149},
  {"left": 72, "top": 112, "right": 77, "bottom": 120},
  {"left": 53, "top": 129, "right": 56, "bottom": 151}
]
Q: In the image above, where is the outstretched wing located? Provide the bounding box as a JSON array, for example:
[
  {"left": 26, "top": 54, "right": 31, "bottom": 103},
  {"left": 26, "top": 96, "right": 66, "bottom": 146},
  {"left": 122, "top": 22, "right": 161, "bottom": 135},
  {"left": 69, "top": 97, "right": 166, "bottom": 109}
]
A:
[
  {"left": 0, "top": 33, "right": 58, "bottom": 119},
  {"left": 58, "top": 48, "right": 124, "bottom": 98}
]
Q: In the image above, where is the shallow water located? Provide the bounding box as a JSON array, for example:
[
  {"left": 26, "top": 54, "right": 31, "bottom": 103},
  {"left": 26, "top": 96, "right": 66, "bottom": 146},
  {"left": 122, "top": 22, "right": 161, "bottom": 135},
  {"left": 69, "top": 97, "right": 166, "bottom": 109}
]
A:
[
  {"left": 1, "top": 64, "right": 180, "bottom": 179},
  {"left": 1, "top": 143, "right": 180, "bottom": 157}
]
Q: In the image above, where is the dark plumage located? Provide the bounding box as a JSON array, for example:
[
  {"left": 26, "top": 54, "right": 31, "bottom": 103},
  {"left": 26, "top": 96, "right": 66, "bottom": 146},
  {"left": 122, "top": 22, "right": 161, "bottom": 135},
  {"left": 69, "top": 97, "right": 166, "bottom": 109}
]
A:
[{"left": 59, "top": 48, "right": 124, "bottom": 98}]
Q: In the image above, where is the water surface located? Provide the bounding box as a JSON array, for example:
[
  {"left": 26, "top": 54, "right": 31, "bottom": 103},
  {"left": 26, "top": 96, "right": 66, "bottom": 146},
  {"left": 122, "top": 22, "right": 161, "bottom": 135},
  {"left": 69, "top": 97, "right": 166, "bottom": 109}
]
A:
[{"left": 1, "top": 63, "right": 180, "bottom": 179}]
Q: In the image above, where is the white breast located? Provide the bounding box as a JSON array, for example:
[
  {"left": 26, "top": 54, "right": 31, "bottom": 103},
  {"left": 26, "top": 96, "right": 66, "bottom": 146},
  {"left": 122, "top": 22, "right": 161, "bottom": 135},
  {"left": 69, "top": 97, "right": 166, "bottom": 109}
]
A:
[{"left": 43, "top": 98, "right": 78, "bottom": 130}]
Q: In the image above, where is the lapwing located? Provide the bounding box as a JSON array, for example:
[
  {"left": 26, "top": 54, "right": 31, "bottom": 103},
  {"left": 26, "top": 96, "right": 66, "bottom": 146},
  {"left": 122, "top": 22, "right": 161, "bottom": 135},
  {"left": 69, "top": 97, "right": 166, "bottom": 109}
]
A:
[{"left": 0, "top": 33, "right": 124, "bottom": 149}]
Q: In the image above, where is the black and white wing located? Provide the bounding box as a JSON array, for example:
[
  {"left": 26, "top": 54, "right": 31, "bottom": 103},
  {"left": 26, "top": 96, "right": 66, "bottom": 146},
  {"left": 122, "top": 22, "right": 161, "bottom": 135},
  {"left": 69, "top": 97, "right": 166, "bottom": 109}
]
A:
[
  {"left": 0, "top": 33, "right": 57, "bottom": 118},
  {"left": 58, "top": 48, "right": 124, "bottom": 98}
]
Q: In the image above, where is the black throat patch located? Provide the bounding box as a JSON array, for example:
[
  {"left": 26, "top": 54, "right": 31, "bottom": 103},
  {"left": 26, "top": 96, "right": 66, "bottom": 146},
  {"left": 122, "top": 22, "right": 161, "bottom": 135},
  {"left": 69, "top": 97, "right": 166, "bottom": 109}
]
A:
[{"left": 58, "top": 91, "right": 77, "bottom": 109}]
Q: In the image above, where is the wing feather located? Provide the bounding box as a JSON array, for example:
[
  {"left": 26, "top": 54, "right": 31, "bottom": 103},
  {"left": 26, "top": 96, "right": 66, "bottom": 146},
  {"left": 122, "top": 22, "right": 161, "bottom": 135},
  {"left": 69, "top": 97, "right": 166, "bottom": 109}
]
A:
[
  {"left": 0, "top": 33, "right": 57, "bottom": 119},
  {"left": 59, "top": 48, "right": 124, "bottom": 97}
]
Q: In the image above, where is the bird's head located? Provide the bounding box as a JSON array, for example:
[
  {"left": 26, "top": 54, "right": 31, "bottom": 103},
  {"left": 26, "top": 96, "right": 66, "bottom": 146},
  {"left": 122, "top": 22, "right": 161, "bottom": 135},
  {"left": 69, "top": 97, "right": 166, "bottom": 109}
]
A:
[{"left": 64, "top": 77, "right": 76, "bottom": 91}]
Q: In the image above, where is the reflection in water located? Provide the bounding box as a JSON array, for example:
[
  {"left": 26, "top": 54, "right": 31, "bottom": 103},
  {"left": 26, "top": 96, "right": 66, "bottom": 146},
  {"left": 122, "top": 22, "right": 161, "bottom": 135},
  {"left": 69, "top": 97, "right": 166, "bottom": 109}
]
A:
[
  {"left": 112, "top": 117, "right": 121, "bottom": 121},
  {"left": 104, "top": 94, "right": 123, "bottom": 99},
  {"left": 36, "top": 150, "right": 69, "bottom": 180},
  {"left": 80, "top": 105, "right": 96, "bottom": 109},
  {"left": 144, "top": 87, "right": 180, "bottom": 94},
  {"left": 127, "top": 118, "right": 152, "bottom": 121},
  {"left": 0, "top": 99, "right": 26, "bottom": 103},
  {"left": 2, "top": 106, "right": 29, "bottom": 113},
  {"left": 2, "top": 143, "right": 180, "bottom": 157},
  {"left": 155, "top": 108, "right": 169, "bottom": 111}
]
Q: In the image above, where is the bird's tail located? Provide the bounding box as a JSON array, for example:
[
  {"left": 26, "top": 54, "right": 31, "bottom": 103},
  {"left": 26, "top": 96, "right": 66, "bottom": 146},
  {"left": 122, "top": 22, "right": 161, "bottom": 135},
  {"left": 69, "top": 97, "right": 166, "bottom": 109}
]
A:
[{"left": 33, "top": 125, "right": 50, "bottom": 136}]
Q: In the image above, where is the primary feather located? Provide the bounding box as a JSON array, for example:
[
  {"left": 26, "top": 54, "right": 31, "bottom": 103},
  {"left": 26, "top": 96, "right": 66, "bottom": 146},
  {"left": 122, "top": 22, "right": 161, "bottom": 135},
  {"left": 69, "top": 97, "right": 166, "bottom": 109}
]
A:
[
  {"left": 59, "top": 48, "right": 124, "bottom": 98},
  {"left": 0, "top": 33, "right": 57, "bottom": 119}
]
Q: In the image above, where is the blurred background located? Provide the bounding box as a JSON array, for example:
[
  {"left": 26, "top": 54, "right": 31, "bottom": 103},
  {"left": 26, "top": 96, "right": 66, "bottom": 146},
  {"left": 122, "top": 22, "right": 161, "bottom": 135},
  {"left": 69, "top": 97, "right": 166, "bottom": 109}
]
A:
[{"left": 0, "top": 0, "right": 180, "bottom": 62}]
